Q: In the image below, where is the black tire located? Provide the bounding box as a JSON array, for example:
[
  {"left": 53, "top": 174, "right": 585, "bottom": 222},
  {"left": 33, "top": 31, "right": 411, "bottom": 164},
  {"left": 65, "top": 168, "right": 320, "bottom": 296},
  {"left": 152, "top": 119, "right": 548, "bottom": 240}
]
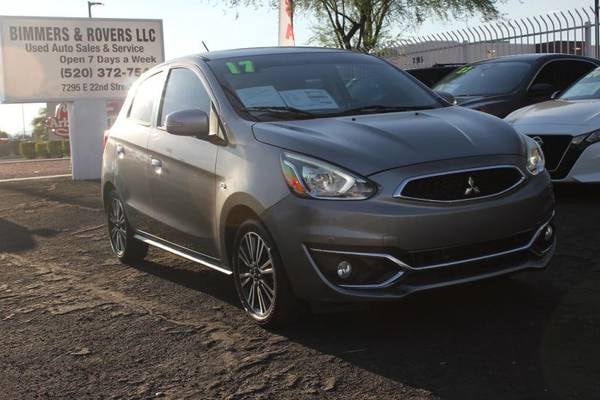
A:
[
  {"left": 232, "top": 219, "right": 302, "bottom": 327},
  {"left": 106, "top": 191, "right": 148, "bottom": 264}
]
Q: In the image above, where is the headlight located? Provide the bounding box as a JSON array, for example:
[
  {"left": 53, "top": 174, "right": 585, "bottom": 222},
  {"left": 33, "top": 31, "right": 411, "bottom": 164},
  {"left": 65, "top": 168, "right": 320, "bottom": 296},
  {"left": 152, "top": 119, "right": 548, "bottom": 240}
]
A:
[
  {"left": 280, "top": 153, "right": 376, "bottom": 200},
  {"left": 524, "top": 135, "right": 545, "bottom": 175}
]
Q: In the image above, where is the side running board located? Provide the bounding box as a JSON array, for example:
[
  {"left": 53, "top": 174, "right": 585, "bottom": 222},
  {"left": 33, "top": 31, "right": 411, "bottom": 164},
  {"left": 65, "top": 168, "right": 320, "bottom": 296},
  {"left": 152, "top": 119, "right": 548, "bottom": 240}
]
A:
[{"left": 133, "top": 232, "right": 232, "bottom": 275}]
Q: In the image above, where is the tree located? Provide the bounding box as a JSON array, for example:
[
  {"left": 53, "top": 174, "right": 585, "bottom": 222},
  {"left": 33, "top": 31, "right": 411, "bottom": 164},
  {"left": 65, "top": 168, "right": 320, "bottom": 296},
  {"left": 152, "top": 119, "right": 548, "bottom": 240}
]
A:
[
  {"left": 0, "top": 130, "right": 9, "bottom": 138},
  {"left": 229, "top": 0, "right": 501, "bottom": 53},
  {"left": 31, "top": 107, "right": 48, "bottom": 142}
]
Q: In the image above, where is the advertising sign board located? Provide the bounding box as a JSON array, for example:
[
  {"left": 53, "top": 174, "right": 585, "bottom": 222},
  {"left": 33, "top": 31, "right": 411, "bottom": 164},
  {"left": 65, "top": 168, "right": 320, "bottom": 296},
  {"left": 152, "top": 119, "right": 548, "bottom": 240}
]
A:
[
  {"left": 46, "top": 103, "right": 70, "bottom": 139},
  {"left": 0, "top": 15, "right": 164, "bottom": 103}
]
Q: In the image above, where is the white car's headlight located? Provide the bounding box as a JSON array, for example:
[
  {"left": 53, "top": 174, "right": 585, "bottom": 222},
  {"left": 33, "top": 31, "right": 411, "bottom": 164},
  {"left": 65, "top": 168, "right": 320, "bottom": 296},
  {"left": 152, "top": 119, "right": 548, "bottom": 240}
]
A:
[
  {"left": 524, "top": 135, "right": 545, "bottom": 175},
  {"left": 586, "top": 130, "right": 600, "bottom": 143},
  {"left": 571, "top": 130, "right": 600, "bottom": 146},
  {"left": 280, "top": 153, "right": 376, "bottom": 200}
]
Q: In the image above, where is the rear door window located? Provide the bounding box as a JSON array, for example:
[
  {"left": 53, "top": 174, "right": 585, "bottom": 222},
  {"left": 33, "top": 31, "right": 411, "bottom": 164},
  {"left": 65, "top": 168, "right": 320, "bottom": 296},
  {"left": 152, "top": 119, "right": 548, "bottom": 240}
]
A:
[
  {"left": 128, "top": 72, "right": 164, "bottom": 125},
  {"left": 531, "top": 60, "right": 598, "bottom": 91}
]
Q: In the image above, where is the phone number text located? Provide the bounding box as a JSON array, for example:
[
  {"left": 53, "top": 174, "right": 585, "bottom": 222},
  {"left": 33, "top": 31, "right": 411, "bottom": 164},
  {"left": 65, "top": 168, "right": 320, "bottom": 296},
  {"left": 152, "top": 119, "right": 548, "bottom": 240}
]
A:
[{"left": 60, "top": 67, "right": 150, "bottom": 79}]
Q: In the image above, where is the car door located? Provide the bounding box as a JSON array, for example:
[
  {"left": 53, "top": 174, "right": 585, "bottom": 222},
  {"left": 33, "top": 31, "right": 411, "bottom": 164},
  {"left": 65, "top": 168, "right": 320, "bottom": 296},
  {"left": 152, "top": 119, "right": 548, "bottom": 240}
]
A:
[
  {"left": 145, "top": 66, "right": 219, "bottom": 257},
  {"left": 114, "top": 71, "right": 164, "bottom": 232}
]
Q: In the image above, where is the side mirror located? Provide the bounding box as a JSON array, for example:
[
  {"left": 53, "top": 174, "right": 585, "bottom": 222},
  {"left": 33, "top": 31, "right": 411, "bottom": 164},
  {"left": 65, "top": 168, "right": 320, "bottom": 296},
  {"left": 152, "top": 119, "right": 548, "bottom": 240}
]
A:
[
  {"left": 528, "top": 83, "right": 556, "bottom": 98},
  {"left": 165, "top": 109, "right": 209, "bottom": 138},
  {"left": 435, "top": 91, "right": 457, "bottom": 105},
  {"left": 550, "top": 90, "right": 561, "bottom": 100}
]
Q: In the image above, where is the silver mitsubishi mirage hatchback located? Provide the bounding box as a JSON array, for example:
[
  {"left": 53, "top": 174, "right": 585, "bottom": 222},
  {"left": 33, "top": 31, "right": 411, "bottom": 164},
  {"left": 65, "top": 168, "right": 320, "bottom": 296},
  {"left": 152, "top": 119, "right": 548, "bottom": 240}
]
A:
[{"left": 102, "top": 47, "right": 556, "bottom": 326}]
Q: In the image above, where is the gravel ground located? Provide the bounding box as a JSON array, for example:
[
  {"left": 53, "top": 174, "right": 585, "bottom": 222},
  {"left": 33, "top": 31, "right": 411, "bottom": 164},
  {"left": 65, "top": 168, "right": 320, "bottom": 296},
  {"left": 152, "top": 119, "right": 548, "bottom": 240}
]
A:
[
  {"left": 0, "top": 159, "right": 71, "bottom": 180},
  {"left": 0, "top": 178, "right": 599, "bottom": 399}
]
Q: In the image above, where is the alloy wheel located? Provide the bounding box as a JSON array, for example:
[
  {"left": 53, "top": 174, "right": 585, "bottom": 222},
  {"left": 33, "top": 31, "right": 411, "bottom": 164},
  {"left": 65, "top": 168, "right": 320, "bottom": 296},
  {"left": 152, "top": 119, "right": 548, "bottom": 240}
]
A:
[
  {"left": 236, "top": 231, "right": 276, "bottom": 319},
  {"left": 108, "top": 198, "right": 128, "bottom": 256}
]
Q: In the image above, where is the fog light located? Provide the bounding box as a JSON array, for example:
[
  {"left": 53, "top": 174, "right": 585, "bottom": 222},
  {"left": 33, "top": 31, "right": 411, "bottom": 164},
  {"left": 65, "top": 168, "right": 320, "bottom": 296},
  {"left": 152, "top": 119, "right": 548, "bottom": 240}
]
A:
[
  {"left": 337, "top": 261, "right": 352, "bottom": 279},
  {"left": 544, "top": 225, "right": 554, "bottom": 241}
]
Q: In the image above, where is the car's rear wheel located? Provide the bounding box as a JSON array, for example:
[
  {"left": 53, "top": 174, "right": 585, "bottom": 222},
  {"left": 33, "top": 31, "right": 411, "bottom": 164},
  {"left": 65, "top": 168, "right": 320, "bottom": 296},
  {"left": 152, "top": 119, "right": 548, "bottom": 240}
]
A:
[
  {"left": 232, "top": 220, "right": 300, "bottom": 327},
  {"left": 106, "top": 191, "right": 148, "bottom": 263}
]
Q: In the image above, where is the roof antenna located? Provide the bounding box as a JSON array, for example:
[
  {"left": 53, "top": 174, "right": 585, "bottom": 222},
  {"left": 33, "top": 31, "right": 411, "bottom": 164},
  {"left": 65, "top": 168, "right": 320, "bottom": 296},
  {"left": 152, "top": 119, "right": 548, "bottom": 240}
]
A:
[{"left": 202, "top": 41, "right": 210, "bottom": 52}]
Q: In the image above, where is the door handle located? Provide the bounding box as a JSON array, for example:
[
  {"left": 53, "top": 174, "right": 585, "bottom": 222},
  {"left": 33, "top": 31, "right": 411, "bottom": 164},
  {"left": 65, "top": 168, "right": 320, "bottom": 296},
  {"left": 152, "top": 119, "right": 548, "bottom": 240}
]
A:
[
  {"left": 116, "top": 144, "right": 125, "bottom": 157},
  {"left": 151, "top": 158, "right": 163, "bottom": 174}
]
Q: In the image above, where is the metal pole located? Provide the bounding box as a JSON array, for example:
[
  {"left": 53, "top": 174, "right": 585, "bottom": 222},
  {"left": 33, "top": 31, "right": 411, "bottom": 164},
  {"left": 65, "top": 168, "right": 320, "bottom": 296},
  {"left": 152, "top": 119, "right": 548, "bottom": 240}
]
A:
[
  {"left": 585, "top": 22, "right": 592, "bottom": 56},
  {"left": 21, "top": 105, "right": 26, "bottom": 139},
  {"left": 594, "top": 0, "right": 600, "bottom": 58},
  {"left": 87, "top": 1, "right": 103, "bottom": 18}
]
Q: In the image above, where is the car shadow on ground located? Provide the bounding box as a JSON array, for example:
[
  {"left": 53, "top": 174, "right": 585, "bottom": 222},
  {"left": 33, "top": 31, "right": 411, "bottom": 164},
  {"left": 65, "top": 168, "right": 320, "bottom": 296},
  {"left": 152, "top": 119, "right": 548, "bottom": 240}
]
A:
[
  {"left": 282, "top": 278, "right": 567, "bottom": 400},
  {"left": 131, "top": 258, "right": 240, "bottom": 307},
  {"left": 0, "top": 218, "right": 60, "bottom": 253}
]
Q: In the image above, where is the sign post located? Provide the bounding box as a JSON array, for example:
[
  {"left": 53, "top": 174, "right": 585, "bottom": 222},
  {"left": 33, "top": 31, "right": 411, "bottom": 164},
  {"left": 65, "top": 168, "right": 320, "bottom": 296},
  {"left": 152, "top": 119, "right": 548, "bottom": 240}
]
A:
[
  {"left": 68, "top": 99, "right": 106, "bottom": 180},
  {"left": 0, "top": 15, "right": 164, "bottom": 180}
]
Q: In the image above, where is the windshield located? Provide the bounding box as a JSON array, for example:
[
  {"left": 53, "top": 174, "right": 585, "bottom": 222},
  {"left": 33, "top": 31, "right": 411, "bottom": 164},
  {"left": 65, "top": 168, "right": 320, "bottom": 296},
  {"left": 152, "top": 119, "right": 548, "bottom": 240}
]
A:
[
  {"left": 434, "top": 62, "right": 532, "bottom": 96},
  {"left": 560, "top": 67, "right": 600, "bottom": 100},
  {"left": 207, "top": 52, "right": 443, "bottom": 121}
]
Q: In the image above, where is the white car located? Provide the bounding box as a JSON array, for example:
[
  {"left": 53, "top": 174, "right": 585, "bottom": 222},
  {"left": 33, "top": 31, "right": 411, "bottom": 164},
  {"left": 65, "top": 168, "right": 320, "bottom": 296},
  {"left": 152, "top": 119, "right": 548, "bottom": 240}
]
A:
[{"left": 506, "top": 67, "right": 600, "bottom": 183}]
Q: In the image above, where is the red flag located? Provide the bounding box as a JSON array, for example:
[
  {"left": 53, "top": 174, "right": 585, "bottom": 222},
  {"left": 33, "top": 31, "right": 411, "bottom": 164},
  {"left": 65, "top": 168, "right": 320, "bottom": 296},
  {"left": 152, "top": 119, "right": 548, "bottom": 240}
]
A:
[{"left": 278, "top": 0, "right": 295, "bottom": 46}]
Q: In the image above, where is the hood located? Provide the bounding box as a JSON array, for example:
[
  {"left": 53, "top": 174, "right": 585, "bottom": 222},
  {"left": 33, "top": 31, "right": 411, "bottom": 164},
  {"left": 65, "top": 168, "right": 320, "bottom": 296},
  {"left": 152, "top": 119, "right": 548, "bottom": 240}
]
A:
[
  {"left": 252, "top": 106, "right": 524, "bottom": 176},
  {"left": 506, "top": 99, "right": 600, "bottom": 128}
]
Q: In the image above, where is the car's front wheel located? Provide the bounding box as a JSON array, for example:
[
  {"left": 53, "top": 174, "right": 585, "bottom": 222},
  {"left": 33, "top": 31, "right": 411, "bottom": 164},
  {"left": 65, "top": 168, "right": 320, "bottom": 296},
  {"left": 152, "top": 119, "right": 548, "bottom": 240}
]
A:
[
  {"left": 232, "top": 220, "right": 300, "bottom": 327},
  {"left": 106, "top": 191, "right": 148, "bottom": 263}
]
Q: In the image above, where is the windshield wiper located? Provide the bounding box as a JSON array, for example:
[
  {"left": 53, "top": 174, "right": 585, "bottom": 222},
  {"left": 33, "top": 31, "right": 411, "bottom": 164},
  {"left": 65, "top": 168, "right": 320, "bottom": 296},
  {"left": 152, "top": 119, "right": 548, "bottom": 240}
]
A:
[
  {"left": 331, "top": 105, "right": 432, "bottom": 116},
  {"left": 245, "top": 106, "right": 317, "bottom": 119}
]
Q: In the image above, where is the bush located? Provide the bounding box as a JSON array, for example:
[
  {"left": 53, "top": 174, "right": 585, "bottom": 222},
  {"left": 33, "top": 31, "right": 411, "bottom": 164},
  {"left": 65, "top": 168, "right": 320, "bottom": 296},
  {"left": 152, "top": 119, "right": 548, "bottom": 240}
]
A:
[
  {"left": 47, "top": 141, "right": 63, "bottom": 158},
  {"left": 35, "top": 142, "right": 48, "bottom": 158},
  {"left": 62, "top": 140, "right": 70, "bottom": 156},
  {"left": 19, "top": 141, "right": 35, "bottom": 159}
]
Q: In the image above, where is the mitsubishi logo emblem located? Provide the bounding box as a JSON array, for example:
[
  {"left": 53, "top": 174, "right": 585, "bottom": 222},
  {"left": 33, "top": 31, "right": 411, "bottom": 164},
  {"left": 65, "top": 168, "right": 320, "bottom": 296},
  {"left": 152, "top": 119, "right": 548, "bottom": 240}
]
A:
[{"left": 464, "top": 176, "right": 481, "bottom": 196}]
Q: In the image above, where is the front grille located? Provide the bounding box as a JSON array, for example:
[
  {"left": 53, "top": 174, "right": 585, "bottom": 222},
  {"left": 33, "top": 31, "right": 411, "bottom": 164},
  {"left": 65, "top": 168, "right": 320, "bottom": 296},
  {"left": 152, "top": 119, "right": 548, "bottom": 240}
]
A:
[
  {"left": 402, "top": 230, "right": 535, "bottom": 269},
  {"left": 527, "top": 135, "right": 572, "bottom": 171},
  {"left": 398, "top": 166, "right": 524, "bottom": 202}
]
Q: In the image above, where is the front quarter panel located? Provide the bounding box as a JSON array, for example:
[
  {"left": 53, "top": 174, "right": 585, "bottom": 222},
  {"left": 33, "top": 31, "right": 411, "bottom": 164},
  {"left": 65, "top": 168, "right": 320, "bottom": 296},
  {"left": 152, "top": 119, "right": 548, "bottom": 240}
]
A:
[{"left": 215, "top": 118, "right": 291, "bottom": 264}]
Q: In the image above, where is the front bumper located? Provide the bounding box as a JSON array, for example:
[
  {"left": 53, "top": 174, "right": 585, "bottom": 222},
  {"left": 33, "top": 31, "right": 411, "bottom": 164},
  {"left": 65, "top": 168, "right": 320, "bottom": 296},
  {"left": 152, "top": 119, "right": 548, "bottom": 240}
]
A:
[{"left": 262, "top": 157, "right": 555, "bottom": 302}]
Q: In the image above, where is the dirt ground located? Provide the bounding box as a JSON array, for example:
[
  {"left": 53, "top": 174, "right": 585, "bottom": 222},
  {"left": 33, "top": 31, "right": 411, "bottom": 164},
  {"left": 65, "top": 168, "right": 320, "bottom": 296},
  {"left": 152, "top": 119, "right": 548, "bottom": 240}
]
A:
[
  {"left": 0, "top": 159, "right": 71, "bottom": 180},
  {"left": 0, "top": 178, "right": 599, "bottom": 400}
]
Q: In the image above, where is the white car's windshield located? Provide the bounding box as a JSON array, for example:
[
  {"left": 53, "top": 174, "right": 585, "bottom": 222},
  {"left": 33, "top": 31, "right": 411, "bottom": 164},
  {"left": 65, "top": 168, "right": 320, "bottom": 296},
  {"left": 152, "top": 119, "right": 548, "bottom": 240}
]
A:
[
  {"left": 561, "top": 67, "right": 600, "bottom": 100},
  {"left": 207, "top": 52, "right": 444, "bottom": 121}
]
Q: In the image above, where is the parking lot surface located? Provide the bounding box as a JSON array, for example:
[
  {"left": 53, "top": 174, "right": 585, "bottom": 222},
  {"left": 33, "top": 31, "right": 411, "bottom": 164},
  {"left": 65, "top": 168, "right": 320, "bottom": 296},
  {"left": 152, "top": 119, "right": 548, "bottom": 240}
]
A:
[
  {"left": 0, "top": 159, "right": 71, "bottom": 181},
  {"left": 0, "top": 178, "right": 598, "bottom": 399}
]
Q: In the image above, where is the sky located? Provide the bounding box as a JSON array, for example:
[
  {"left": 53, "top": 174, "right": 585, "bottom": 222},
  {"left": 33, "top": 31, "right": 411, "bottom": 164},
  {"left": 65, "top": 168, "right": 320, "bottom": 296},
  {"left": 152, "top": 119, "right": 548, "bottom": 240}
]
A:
[{"left": 0, "top": 0, "right": 594, "bottom": 135}]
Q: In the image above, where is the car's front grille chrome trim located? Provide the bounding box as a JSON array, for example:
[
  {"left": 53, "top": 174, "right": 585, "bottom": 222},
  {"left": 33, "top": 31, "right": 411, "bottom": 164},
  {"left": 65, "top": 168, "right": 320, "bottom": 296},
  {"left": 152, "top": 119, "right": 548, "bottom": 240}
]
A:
[
  {"left": 392, "top": 165, "right": 526, "bottom": 203},
  {"left": 308, "top": 213, "right": 554, "bottom": 289}
]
